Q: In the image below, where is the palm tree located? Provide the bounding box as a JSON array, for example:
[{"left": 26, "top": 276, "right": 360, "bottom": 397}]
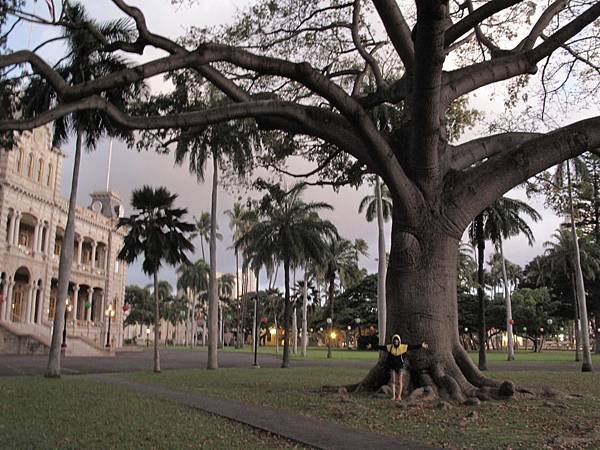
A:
[
  {"left": 177, "top": 259, "right": 210, "bottom": 347},
  {"left": 118, "top": 186, "right": 195, "bottom": 372},
  {"left": 175, "top": 88, "right": 254, "bottom": 370},
  {"left": 237, "top": 184, "right": 336, "bottom": 368},
  {"left": 23, "top": 3, "right": 145, "bottom": 378},
  {"left": 163, "top": 295, "right": 188, "bottom": 346},
  {"left": 359, "top": 178, "right": 392, "bottom": 345},
  {"left": 218, "top": 273, "right": 236, "bottom": 347},
  {"left": 321, "top": 236, "right": 366, "bottom": 358},
  {"left": 554, "top": 158, "right": 594, "bottom": 371},
  {"left": 225, "top": 202, "right": 247, "bottom": 348},
  {"left": 192, "top": 212, "right": 222, "bottom": 260},
  {"left": 468, "top": 196, "right": 540, "bottom": 367},
  {"left": 544, "top": 228, "right": 600, "bottom": 368}
]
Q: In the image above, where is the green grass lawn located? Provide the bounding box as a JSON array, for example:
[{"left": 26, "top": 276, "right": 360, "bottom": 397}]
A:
[
  {"left": 0, "top": 376, "right": 305, "bottom": 450},
  {"left": 127, "top": 366, "right": 600, "bottom": 449}
]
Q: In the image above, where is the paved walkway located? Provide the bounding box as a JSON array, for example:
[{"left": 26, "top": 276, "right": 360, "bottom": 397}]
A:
[{"left": 91, "top": 373, "right": 439, "bottom": 450}]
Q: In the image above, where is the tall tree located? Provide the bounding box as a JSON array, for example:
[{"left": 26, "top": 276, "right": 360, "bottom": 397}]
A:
[
  {"left": 118, "top": 186, "right": 195, "bottom": 372},
  {"left": 225, "top": 201, "right": 247, "bottom": 348},
  {"left": 20, "top": 2, "right": 145, "bottom": 378},
  {"left": 468, "top": 196, "right": 540, "bottom": 367},
  {"left": 359, "top": 178, "right": 392, "bottom": 346},
  {"left": 237, "top": 184, "right": 336, "bottom": 367},
  {"left": 3, "top": 0, "right": 600, "bottom": 396},
  {"left": 192, "top": 212, "right": 222, "bottom": 260}
]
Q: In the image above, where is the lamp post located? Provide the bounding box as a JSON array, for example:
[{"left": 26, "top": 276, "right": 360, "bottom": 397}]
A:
[
  {"left": 146, "top": 327, "right": 150, "bottom": 347},
  {"left": 326, "top": 317, "right": 332, "bottom": 358},
  {"left": 61, "top": 298, "right": 72, "bottom": 349},
  {"left": 347, "top": 325, "right": 351, "bottom": 349},
  {"left": 105, "top": 303, "right": 115, "bottom": 347}
]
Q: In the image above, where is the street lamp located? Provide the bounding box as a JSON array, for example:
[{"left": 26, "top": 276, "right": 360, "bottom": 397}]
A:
[
  {"left": 146, "top": 327, "right": 150, "bottom": 347},
  {"left": 105, "top": 304, "right": 115, "bottom": 347},
  {"left": 326, "top": 317, "right": 333, "bottom": 359},
  {"left": 61, "top": 299, "right": 72, "bottom": 349}
]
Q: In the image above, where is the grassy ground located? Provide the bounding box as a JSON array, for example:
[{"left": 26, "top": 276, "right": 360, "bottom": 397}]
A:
[
  {"left": 128, "top": 366, "right": 600, "bottom": 449},
  {"left": 0, "top": 376, "right": 305, "bottom": 450}
]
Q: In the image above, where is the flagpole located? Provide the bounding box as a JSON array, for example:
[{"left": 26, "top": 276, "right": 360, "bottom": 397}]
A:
[{"left": 106, "top": 139, "right": 113, "bottom": 191}]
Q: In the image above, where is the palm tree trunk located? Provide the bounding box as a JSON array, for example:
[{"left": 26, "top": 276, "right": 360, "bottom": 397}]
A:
[
  {"left": 153, "top": 271, "right": 161, "bottom": 373},
  {"left": 567, "top": 161, "right": 593, "bottom": 371},
  {"left": 572, "top": 272, "right": 581, "bottom": 361},
  {"left": 301, "top": 270, "right": 308, "bottom": 357},
  {"left": 46, "top": 129, "right": 83, "bottom": 377},
  {"left": 327, "top": 274, "right": 335, "bottom": 359},
  {"left": 207, "top": 155, "right": 219, "bottom": 369},
  {"left": 475, "top": 214, "right": 487, "bottom": 371},
  {"left": 375, "top": 177, "right": 387, "bottom": 346},
  {"left": 281, "top": 258, "right": 291, "bottom": 368},
  {"left": 499, "top": 241, "right": 514, "bottom": 361},
  {"left": 235, "top": 249, "right": 241, "bottom": 349},
  {"left": 292, "top": 305, "right": 298, "bottom": 354}
]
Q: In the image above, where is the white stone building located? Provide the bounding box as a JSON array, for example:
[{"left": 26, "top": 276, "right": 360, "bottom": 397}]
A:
[{"left": 0, "top": 126, "right": 127, "bottom": 355}]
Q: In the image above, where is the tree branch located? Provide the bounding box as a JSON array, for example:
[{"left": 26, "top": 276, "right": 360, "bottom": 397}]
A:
[
  {"left": 514, "top": 0, "right": 568, "bottom": 51},
  {"left": 445, "top": 1, "right": 600, "bottom": 100},
  {"left": 450, "top": 116, "right": 600, "bottom": 227},
  {"left": 449, "top": 132, "right": 542, "bottom": 171},
  {"left": 444, "top": 0, "right": 520, "bottom": 47},
  {"left": 372, "top": 0, "right": 415, "bottom": 71},
  {"left": 351, "top": 0, "right": 384, "bottom": 89}
]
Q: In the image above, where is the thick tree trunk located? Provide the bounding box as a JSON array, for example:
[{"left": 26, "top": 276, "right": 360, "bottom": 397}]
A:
[
  {"left": 358, "top": 221, "right": 511, "bottom": 404},
  {"left": 207, "top": 156, "right": 219, "bottom": 369},
  {"left": 499, "top": 242, "right": 515, "bottom": 361},
  {"left": 46, "top": 129, "right": 82, "bottom": 378},
  {"left": 153, "top": 272, "right": 161, "bottom": 373},
  {"left": 301, "top": 271, "right": 308, "bottom": 357},
  {"left": 567, "top": 162, "right": 593, "bottom": 371},
  {"left": 281, "top": 259, "right": 291, "bottom": 368},
  {"left": 375, "top": 177, "right": 387, "bottom": 346}
]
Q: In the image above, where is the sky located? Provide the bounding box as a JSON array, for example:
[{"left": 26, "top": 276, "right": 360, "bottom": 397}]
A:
[{"left": 8, "top": 0, "right": 594, "bottom": 291}]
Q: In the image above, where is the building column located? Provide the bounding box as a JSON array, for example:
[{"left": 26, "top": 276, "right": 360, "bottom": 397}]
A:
[
  {"left": 0, "top": 279, "right": 9, "bottom": 321},
  {"left": 13, "top": 213, "right": 22, "bottom": 246},
  {"left": 35, "top": 283, "right": 43, "bottom": 324},
  {"left": 37, "top": 224, "right": 45, "bottom": 253},
  {"left": 24, "top": 284, "right": 34, "bottom": 324},
  {"left": 86, "top": 288, "right": 93, "bottom": 321},
  {"left": 7, "top": 212, "right": 16, "bottom": 245},
  {"left": 44, "top": 225, "right": 52, "bottom": 255},
  {"left": 72, "top": 283, "right": 79, "bottom": 322},
  {"left": 90, "top": 241, "right": 97, "bottom": 270},
  {"left": 77, "top": 238, "right": 83, "bottom": 265},
  {"left": 5, "top": 281, "right": 14, "bottom": 322},
  {"left": 29, "top": 285, "right": 39, "bottom": 323},
  {"left": 32, "top": 223, "right": 40, "bottom": 256}
]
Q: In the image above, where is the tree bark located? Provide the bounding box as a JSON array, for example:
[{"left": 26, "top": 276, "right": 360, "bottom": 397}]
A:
[
  {"left": 358, "top": 218, "right": 510, "bottom": 403},
  {"left": 375, "top": 177, "right": 387, "bottom": 346},
  {"left": 153, "top": 271, "right": 161, "bottom": 373},
  {"left": 281, "top": 258, "right": 291, "bottom": 368},
  {"left": 207, "top": 155, "right": 219, "bottom": 369},
  {"left": 301, "top": 270, "right": 308, "bottom": 357},
  {"left": 46, "top": 128, "right": 82, "bottom": 378},
  {"left": 567, "top": 161, "right": 593, "bottom": 371},
  {"left": 235, "top": 249, "right": 241, "bottom": 349},
  {"left": 499, "top": 241, "right": 515, "bottom": 361}
]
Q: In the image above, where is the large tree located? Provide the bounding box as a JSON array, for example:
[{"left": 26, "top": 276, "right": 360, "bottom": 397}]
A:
[{"left": 1, "top": 0, "right": 600, "bottom": 398}]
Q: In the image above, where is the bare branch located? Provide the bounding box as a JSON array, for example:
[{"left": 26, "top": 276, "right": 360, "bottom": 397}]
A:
[
  {"left": 269, "top": 150, "right": 342, "bottom": 178},
  {"left": 449, "top": 132, "right": 542, "bottom": 171},
  {"left": 445, "top": 0, "right": 520, "bottom": 47},
  {"left": 372, "top": 0, "right": 415, "bottom": 71},
  {"left": 450, "top": 116, "right": 600, "bottom": 226},
  {"left": 445, "top": 1, "right": 600, "bottom": 100},
  {"left": 351, "top": 0, "right": 384, "bottom": 89},
  {"left": 515, "top": 0, "right": 568, "bottom": 51}
]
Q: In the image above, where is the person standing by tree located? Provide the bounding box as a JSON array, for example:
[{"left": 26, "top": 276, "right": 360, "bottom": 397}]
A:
[{"left": 378, "top": 335, "right": 428, "bottom": 401}]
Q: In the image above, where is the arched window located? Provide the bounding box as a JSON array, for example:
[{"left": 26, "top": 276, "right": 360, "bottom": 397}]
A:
[
  {"left": 37, "top": 158, "right": 44, "bottom": 183},
  {"left": 27, "top": 154, "right": 34, "bottom": 178},
  {"left": 16, "top": 149, "right": 24, "bottom": 172},
  {"left": 46, "top": 164, "right": 53, "bottom": 187}
]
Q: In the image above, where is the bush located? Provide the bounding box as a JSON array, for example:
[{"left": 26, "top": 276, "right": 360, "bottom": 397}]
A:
[{"left": 357, "top": 334, "right": 379, "bottom": 350}]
